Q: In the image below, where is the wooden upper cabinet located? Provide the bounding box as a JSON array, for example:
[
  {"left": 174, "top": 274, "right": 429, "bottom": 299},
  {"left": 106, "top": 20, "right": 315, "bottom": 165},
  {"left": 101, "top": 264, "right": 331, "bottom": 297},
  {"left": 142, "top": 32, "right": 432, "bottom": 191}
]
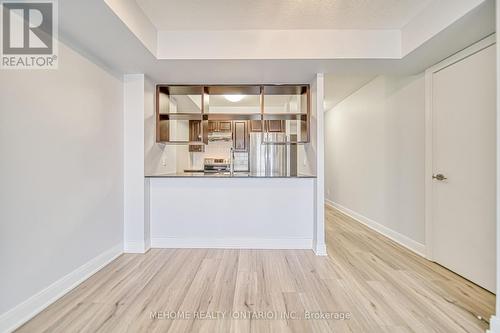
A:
[
  {"left": 218, "top": 121, "right": 232, "bottom": 132},
  {"left": 233, "top": 121, "right": 247, "bottom": 151},
  {"left": 249, "top": 120, "right": 263, "bottom": 132},
  {"left": 207, "top": 121, "right": 218, "bottom": 132},
  {"left": 267, "top": 120, "right": 284, "bottom": 132},
  {"left": 249, "top": 120, "right": 284, "bottom": 133},
  {"left": 189, "top": 120, "right": 201, "bottom": 142},
  {"left": 207, "top": 121, "right": 232, "bottom": 132}
]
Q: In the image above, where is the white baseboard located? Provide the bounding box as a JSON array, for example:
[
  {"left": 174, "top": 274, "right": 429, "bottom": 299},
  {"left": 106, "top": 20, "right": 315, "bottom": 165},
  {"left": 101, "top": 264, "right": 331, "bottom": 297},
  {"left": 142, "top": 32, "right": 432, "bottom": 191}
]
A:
[
  {"left": 325, "top": 200, "right": 426, "bottom": 257},
  {"left": 124, "top": 240, "right": 150, "bottom": 253},
  {"left": 314, "top": 243, "right": 328, "bottom": 256},
  {"left": 488, "top": 315, "right": 500, "bottom": 333},
  {"left": 151, "top": 237, "right": 313, "bottom": 250},
  {"left": 0, "top": 243, "right": 123, "bottom": 333}
]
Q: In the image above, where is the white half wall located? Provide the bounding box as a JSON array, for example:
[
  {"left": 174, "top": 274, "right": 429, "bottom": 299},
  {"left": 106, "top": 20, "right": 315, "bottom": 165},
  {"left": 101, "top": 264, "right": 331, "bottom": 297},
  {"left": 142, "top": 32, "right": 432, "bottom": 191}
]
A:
[
  {"left": 149, "top": 178, "right": 315, "bottom": 249},
  {"left": 0, "top": 41, "right": 124, "bottom": 331},
  {"left": 325, "top": 75, "right": 426, "bottom": 250}
]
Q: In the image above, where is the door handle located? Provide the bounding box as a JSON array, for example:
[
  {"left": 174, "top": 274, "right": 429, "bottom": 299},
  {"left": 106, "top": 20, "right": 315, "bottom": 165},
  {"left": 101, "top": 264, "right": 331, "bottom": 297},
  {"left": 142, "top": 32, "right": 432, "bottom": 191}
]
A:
[{"left": 432, "top": 173, "right": 447, "bottom": 181}]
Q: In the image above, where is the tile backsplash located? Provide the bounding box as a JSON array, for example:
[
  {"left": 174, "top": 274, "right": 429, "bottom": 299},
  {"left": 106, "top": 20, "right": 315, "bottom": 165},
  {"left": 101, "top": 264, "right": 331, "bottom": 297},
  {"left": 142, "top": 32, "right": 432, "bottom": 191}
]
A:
[
  {"left": 189, "top": 142, "right": 248, "bottom": 171},
  {"left": 233, "top": 152, "right": 249, "bottom": 171}
]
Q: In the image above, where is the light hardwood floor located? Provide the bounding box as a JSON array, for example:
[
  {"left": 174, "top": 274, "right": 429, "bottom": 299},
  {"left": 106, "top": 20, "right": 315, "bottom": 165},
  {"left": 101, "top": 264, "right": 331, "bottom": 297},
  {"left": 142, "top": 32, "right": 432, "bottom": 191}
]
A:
[{"left": 17, "top": 205, "right": 495, "bottom": 332}]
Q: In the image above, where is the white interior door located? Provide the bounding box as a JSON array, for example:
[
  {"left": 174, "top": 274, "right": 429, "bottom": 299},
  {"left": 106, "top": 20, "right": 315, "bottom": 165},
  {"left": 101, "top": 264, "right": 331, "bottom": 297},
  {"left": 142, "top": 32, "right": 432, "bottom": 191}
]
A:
[{"left": 431, "top": 42, "right": 496, "bottom": 292}]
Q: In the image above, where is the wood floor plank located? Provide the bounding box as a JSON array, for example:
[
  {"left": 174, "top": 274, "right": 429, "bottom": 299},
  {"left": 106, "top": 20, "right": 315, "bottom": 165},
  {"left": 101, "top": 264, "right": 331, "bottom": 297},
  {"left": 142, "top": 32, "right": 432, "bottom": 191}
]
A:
[{"left": 15, "top": 205, "right": 495, "bottom": 332}]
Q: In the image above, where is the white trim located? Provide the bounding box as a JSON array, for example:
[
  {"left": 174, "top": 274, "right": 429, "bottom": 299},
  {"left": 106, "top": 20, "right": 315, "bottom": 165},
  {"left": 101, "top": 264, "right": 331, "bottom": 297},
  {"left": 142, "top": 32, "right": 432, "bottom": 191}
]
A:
[
  {"left": 313, "top": 244, "right": 328, "bottom": 256},
  {"left": 124, "top": 241, "right": 149, "bottom": 253},
  {"left": 487, "top": 315, "right": 500, "bottom": 333},
  {"left": 0, "top": 243, "right": 123, "bottom": 333},
  {"left": 326, "top": 200, "right": 426, "bottom": 257},
  {"left": 424, "top": 34, "right": 496, "bottom": 260},
  {"left": 151, "top": 238, "right": 313, "bottom": 250},
  {"left": 424, "top": 60, "right": 434, "bottom": 259}
]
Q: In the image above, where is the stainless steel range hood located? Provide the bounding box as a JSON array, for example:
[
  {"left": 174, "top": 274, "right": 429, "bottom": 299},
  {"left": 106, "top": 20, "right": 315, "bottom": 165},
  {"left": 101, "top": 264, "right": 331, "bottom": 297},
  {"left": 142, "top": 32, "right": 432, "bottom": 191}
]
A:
[{"left": 207, "top": 131, "right": 232, "bottom": 142}]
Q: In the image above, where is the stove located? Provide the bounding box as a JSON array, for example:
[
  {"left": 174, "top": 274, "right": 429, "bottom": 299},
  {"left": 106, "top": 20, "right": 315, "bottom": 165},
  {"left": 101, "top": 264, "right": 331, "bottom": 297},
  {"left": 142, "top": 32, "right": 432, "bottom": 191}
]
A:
[{"left": 203, "top": 158, "right": 231, "bottom": 173}]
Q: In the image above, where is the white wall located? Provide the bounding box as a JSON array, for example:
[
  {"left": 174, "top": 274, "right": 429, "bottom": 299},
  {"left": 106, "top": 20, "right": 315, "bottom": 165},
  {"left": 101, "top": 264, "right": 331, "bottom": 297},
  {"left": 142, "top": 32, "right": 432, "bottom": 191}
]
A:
[
  {"left": 325, "top": 75, "right": 426, "bottom": 249},
  {"left": 0, "top": 41, "right": 124, "bottom": 327}
]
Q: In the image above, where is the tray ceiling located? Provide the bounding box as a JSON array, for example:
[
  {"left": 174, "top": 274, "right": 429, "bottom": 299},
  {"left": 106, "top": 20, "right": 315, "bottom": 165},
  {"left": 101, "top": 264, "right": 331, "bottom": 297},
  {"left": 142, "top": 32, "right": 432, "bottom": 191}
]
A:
[{"left": 136, "top": 0, "right": 433, "bottom": 30}]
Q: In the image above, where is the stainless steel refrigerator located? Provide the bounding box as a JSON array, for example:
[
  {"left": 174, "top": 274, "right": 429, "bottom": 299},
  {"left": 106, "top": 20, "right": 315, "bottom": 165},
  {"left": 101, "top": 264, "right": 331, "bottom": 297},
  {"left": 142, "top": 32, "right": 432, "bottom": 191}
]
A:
[{"left": 249, "top": 132, "right": 287, "bottom": 176}]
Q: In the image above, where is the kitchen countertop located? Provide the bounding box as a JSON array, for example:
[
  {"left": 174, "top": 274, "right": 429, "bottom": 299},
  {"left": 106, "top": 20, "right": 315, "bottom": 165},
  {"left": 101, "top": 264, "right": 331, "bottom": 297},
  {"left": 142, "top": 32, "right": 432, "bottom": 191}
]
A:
[{"left": 145, "top": 172, "right": 316, "bottom": 178}]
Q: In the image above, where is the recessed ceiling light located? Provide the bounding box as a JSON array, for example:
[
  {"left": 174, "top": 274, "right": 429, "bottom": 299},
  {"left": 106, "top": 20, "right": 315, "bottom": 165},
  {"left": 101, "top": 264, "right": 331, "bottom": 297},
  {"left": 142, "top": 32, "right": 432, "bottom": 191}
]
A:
[{"left": 224, "top": 94, "right": 244, "bottom": 102}]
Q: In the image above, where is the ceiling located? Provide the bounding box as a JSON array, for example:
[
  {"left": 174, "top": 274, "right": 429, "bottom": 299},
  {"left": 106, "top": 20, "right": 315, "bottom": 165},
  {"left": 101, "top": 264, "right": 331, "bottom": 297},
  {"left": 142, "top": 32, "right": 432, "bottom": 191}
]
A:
[
  {"left": 324, "top": 75, "right": 376, "bottom": 111},
  {"left": 136, "top": 0, "right": 433, "bottom": 30},
  {"left": 58, "top": 0, "right": 494, "bottom": 84}
]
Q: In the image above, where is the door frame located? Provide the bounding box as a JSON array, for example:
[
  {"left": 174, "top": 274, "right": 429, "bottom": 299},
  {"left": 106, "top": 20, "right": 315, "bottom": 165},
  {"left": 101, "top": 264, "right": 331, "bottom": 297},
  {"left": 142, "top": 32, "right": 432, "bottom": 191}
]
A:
[{"left": 424, "top": 34, "right": 496, "bottom": 260}]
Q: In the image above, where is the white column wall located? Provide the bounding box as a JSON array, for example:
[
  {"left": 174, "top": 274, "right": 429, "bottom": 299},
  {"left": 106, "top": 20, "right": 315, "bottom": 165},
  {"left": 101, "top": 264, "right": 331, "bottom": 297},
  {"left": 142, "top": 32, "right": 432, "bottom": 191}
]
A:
[
  {"left": 313, "top": 74, "right": 327, "bottom": 255},
  {"left": 297, "top": 73, "right": 326, "bottom": 255},
  {"left": 124, "top": 74, "right": 150, "bottom": 253}
]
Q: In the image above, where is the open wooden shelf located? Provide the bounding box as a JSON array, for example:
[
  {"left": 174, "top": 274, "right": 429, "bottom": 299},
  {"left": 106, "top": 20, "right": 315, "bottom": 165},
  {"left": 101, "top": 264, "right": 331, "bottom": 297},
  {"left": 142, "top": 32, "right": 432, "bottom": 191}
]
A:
[{"left": 156, "top": 84, "right": 310, "bottom": 144}]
